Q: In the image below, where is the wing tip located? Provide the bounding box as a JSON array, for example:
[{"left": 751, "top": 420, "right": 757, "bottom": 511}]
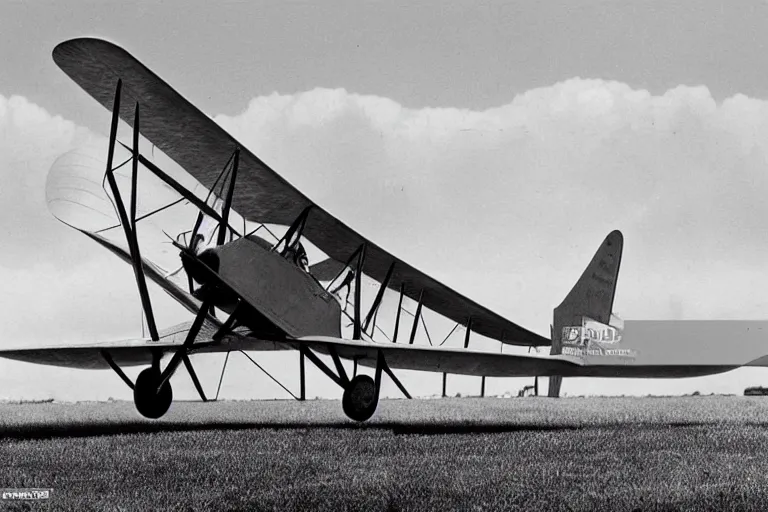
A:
[
  {"left": 606, "top": 229, "right": 624, "bottom": 247},
  {"left": 52, "top": 37, "right": 126, "bottom": 65}
]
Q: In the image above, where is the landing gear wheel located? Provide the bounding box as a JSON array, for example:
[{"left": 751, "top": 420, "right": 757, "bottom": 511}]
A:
[
  {"left": 342, "top": 375, "right": 378, "bottom": 422},
  {"left": 134, "top": 368, "right": 173, "bottom": 419}
]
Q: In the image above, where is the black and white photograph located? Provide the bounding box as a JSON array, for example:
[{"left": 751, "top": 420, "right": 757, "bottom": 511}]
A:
[{"left": 1, "top": 1, "right": 767, "bottom": 510}]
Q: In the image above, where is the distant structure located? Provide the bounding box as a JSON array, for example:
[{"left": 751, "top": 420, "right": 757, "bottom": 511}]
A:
[
  {"left": 744, "top": 386, "right": 768, "bottom": 396},
  {"left": 518, "top": 377, "right": 539, "bottom": 397}
]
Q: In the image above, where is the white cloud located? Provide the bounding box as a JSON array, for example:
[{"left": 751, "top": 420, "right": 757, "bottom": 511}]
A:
[
  {"left": 215, "top": 79, "right": 768, "bottom": 323},
  {"left": 0, "top": 95, "right": 102, "bottom": 269}
]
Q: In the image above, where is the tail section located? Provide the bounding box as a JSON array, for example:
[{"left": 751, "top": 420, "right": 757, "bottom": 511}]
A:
[{"left": 548, "top": 230, "right": 623, "bottom": 397}]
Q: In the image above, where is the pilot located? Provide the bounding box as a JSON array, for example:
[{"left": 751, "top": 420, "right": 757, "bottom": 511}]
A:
[
  {"left": 284, "top": 242, "right": 310, "bottom": 273},
  {"left": 296, "top": 244, "right": 310, "bottom": 273}
]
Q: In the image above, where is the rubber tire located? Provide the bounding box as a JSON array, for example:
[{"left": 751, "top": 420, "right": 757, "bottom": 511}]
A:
[
  {"left": 134, "top": 368, "right": 173, "bottom": 419},
  {"left": 342, "top": 375, "right": 378, "bottom": 422}
]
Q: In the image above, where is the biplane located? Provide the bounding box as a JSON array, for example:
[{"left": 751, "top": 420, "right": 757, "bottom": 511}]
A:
[{"left": 4, "top": 38, "right": 768, "bottom": 422}]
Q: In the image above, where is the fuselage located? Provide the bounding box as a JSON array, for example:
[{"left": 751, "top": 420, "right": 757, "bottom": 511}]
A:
[{"left": 184, "top": 235, "right": 342, "bottom": 340}]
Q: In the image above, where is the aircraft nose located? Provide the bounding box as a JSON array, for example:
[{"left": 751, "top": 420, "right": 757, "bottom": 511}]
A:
[{"left": 181, "top": 248, "right": 220, "bottom": 287}]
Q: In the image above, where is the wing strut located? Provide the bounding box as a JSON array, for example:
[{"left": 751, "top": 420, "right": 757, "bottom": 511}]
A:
[
  {"left": 324, "top": 242, "right": 369, "bottom": 340},
  {"left": 377, "top": 350, "right": 411, "bottom": 399},
  {"left": 300, "top": 346, "right": 347, "bottom": 388},
  {"left": 440, "top": 317, "right": 473, "bottom": 400},
  {"left": 217, "top": 148, "right": 239, "bottom": 246},
  {"left": 101, "top": 350, "right": 135, "bottom": 390},
  {"left": 409, "top": 291, "right": 425, "bottom": 345},
  {"left": 239, "top": 350, "right": 300, "bottom": 400},
  {"left": 299, "top": 350, "right": 306, "bottom": 401},
  {"left": 464, "top": 317, "right": 473, "bottom": 348},
  {"left": 363, "top": 261, "right": 394, "bottom": 335},
  {"left": 182, "top": 355, "right": 208, "bottom": 402},
  {"left": 328, "top": 345, "right": 350, "bottom": 386},
  {"left": 393, "top": 284, "right": 404, "bottom": 343},
  {"left": 188, "top": 150, "right": 239, "bottom": 246},
  {"left": 157, "top": 296, "right": 214, "bottom": 392},
  {"left": 213, "top": 299, "right": 242, "bottom": 340},
  {"left": 102, "top": 81, "right": 159, "bottom": 342},
  {"left": 353, "top": 244, "right": 367, "bottom": 340},
  {"left": 215, "top": 351, "right": 231, "bottom": 400}
]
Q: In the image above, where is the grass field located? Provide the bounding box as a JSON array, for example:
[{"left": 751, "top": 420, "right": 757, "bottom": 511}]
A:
[{"left": 2, "top": 396, "right": 768, "bottom": 511}]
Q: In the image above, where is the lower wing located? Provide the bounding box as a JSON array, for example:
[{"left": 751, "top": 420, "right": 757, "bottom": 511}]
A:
[
  {"left": 0, "top": 329, "right": 746, "bottom": 379},
  {"left": 0, "top": 320, "right": 290, "bottom": 369},
  {"left": 294, "top": 336, "right": 743, "bottom": 378}
]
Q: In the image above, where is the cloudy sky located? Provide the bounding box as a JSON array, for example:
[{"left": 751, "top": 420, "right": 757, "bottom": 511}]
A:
[{"left": 2, "top": 0, "right": 768, "bottom": 402}]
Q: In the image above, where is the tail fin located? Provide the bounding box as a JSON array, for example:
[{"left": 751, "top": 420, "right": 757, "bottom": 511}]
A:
[{"left": 548, "top": 230, "right": 623, "bottom": 397}]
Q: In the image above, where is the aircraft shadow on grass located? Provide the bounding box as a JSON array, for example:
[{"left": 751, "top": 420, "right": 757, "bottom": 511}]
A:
[{"left": 0, "top": 420, "right": 728, "bottom": 440}]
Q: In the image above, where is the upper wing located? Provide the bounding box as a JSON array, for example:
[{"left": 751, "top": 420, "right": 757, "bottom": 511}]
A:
[{"left": 51, "top": 37, "right": 550, "bottom": 348}]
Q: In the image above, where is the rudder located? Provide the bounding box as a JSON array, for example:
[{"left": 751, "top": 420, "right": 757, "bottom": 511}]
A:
[{"left": 548, "top": 230, "right": 623, "bottom": 397}]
